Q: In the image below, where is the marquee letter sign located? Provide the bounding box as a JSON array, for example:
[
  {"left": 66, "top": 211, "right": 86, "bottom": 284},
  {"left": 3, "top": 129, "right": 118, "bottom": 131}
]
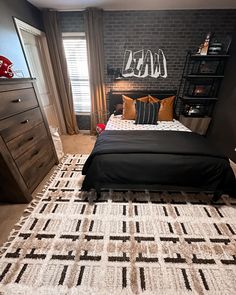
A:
[{"left": 122, "top": 49, "right": 167, "bottom": 79}]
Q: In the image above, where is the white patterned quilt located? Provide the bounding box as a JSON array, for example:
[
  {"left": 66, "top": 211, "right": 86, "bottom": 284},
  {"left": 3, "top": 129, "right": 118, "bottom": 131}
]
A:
[{"left": 105, "top": 114, "right": 191, "bottom": 132}]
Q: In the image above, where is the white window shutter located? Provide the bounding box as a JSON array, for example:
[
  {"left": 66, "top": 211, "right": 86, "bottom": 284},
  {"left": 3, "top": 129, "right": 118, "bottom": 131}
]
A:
[{"left": 63, "top": 37, "right": 91, "bottom": 113}]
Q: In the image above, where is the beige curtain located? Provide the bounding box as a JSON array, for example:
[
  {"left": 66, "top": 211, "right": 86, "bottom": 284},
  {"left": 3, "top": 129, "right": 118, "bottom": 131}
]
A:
[
  {"left": 85, "top": 8, "right": 107, "bottom": 133},
  {"left": 42, "top": 9, "right": 79, "bottom": 135}
]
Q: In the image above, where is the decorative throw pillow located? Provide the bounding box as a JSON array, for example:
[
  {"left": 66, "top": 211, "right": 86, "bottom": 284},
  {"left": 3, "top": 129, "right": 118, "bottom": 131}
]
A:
[
  {"left": 113, "top": 103, "right": 123, "bottom": 115},
  {"left": 149, "top": 95, "right": 175, "bottom": 121},
  {"left": 135, "top": 101, "right": 160, "bottom": 124},
  {"left": 122, "top": 95, "right": 149, "bottom": 120}
]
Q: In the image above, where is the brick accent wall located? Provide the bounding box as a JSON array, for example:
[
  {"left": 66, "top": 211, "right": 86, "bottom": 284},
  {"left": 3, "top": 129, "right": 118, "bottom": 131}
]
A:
[
  {"left": 60, "top": 9, "right": 236, "bottom": 93},
  {"left": 59, "top": 10, "right": 236, "bottom": 130},
  {"left": 104, "top": 10, "right": 236, "bottom": 92}
]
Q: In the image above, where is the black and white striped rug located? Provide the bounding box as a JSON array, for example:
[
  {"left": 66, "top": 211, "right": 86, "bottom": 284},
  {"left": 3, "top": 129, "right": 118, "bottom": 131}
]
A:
[{"left": 0, "top": 154, "right": 236, "bottom": 295}]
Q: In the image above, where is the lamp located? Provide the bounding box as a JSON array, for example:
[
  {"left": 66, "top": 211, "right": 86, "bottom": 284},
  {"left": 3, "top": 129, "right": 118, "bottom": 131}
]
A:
[
  {"left": 107, "top": 64, "right": 123, "bottom": 80},
  {"left": 115, "top": 69, "right": 123, "bottom": 80}
]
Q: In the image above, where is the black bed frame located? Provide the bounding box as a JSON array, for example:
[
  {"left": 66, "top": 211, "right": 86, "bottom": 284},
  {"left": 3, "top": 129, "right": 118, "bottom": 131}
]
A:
[
  {"left": 93, "top": 89, "right": 224, "bottom": 202},
  {"left": 95, "top": 187, "right": 223, "bottom": 203}
]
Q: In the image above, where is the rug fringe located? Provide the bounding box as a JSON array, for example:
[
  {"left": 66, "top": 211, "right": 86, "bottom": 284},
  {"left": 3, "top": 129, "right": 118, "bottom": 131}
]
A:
[
  {"left": 0, "top": 155, "right": 69, "bottom": 257},
  {"left": 0, "top": 283, "right": 197, "bottom": 295}
]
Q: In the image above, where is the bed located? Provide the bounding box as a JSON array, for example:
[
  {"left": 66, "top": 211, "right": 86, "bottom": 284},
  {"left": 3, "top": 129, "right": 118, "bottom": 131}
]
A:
[
  {"left": 106, "top": 114, "right": 191, "bottom": 131},
  {"left": 82, "top": 90, "right": 236, "bottom": 200}
]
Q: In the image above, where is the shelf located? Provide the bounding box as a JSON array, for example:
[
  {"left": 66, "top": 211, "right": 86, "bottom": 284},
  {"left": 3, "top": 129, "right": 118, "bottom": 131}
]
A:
[
  {"left": 190, "top": 54, "right": 230, "bottom": 59},
  {"left": 180, "top": 96, "right": 218, "bottom": 101},
  {"left": 180, "top": 114, "right": 211, "bottom": 118},
  {"left": 177, "top": 51, "right": 228, "bottom": 124},
  {"left": 185, "top": 74, "right": 224, "bottom": 79},
  {"left": 181, "top": 116, "right": 207, "bottom": 118}
]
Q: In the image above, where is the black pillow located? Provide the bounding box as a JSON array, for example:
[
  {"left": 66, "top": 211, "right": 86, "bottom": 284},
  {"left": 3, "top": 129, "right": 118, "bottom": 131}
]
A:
[
  {"left": 113, "top": 103, "right": 123, "bottom": 115},
  {"left": 135, "top": 101, "right": 160, "bottom": 124}
]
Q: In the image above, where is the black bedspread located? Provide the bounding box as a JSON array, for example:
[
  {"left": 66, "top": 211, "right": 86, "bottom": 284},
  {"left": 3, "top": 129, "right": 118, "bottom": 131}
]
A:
[{"left": 82, "top": 131, "right": 236, "bottom": 193}]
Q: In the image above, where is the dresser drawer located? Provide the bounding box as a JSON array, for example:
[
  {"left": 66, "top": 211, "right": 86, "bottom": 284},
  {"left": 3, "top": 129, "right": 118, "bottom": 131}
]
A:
[
  {"left": 6, "top": 123, "right": 48, "bottom": 160},
  {"left": 0, "top": 87, "right": 38, "bottom": 120},
  {"left": 0, "top": 108, "right": 43, "bottom": 142},
  {"left": 16, "top": 140, "right": 55, "bottom": 191},
  {"left": 0, "top": 82, "right": 33, "bottom": 93}
]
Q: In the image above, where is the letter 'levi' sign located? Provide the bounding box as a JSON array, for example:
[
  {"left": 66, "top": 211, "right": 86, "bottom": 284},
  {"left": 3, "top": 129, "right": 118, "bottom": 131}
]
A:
[{"left": 122, "top": 49, "right": 167, "bottom": 78}]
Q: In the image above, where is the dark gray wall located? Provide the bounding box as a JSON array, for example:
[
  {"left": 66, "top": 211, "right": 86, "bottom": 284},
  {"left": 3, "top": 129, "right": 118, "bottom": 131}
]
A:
[
  {"left": 60, "top": 10, "right": 236, "bottom": 93},
  {"left": 207, "top": 32, "right": 236, "bottom": 162},
  {"left": 0, "top": 0, "right": 43, "bottom": 77}
]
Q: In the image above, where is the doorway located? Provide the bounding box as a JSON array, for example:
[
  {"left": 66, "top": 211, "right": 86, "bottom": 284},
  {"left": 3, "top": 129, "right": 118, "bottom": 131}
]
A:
[{"left": 14, "top": 18, "right": 66, "bottom": 134}]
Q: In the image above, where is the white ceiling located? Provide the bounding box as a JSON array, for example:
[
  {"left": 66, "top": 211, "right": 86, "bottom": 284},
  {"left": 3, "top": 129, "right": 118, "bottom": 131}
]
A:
[{"left": 27, "top": 0, "right": 236, "bottom": 11}]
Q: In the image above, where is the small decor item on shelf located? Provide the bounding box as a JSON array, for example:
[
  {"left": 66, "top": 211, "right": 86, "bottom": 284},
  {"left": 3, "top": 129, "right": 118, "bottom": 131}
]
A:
[
  {"left": 191, "top": 59, "right": 221, "bottom": 75},
  {"left": 183, "top": 104, "right": 206, "bottom": 117},
  {"left": 199, "top": 32, "right": 211, "bottom": 55},
  {"left": 196, "top": 44, "right": 203, "bottom": 55},
  {"left": 187, "top": 81, "right": 215, "bottom": 97},
  {"left": 0, "top": 55, "right": 14, "bottom": 78},
  {"left": 192, "top": 84, "right": 211, "bottom": 97},
  {"left": 208, "top": 42, "right": 222, "bottom": 55},
  {"left": 199, "top": 60, "right": 220, "bottom": 74}
]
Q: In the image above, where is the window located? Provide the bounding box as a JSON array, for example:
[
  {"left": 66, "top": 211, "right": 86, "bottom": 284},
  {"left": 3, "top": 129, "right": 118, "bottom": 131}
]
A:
[{"left": 63, "top": 35, "right": 91, "bottom": 113}]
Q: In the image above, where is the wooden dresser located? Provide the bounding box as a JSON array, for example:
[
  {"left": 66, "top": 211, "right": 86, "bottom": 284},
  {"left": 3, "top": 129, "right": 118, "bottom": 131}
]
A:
[{"left": 0, "top": 79, "right": 58, "bottom": 203}]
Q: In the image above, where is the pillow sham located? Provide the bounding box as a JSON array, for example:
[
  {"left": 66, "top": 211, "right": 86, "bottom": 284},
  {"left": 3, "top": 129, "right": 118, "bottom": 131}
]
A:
[
  {"left": 149, "top": 95, "right": 175, "bottom": 121},
  {"left": 122, "top": 95, "right": 149, "bottom": 120},
  {"left": 113, "top": 103, "right": 123, "bottom": 115},
  {"left": 135, "top": 101, "right": 160, "bottom": 124}
]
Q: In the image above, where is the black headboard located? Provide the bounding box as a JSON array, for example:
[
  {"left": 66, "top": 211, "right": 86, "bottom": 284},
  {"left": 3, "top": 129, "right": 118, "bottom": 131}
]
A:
[{"left": 108, "top": 89, "right": 177, "bottom": 116}]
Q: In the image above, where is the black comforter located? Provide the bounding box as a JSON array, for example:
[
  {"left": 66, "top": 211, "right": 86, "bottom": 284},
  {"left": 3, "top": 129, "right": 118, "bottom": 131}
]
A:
[{"left": 82, "top": 131, "right": 236, "bottom": 193}]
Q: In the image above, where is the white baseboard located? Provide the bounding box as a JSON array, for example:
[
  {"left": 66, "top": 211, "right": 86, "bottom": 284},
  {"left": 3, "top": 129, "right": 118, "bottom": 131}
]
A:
[{"left": 79, "top": 130, "right": 91, "bottom": 135}]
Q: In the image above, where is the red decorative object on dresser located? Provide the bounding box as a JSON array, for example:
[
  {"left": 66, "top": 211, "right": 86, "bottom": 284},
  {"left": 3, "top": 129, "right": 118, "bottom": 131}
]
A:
[{"left": 0, "top": 56, "right": 14, "bottom": 79}]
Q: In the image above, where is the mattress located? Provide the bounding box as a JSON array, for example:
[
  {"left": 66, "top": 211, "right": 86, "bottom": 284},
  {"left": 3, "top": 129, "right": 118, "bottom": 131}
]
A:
[{"left": 105, "top": 114, "right": 191, "bottom": 132}]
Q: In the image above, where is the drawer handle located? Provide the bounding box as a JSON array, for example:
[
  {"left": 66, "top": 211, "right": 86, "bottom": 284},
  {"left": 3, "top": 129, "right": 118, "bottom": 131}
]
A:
[
  {"left": 38, "top": 162, "right": 45, "bottom": 169},
  {"left": 31, "top": 150, "right": 39, "bottom": 158},
  {"left": 12, "top": 98, "right": 22, "bottom": 103},
  {"left": 21, "top": 119, "right": 29, "bottom": 124},
  {"left": 18, "top": 136, "right": 34, "bottom": 148}
]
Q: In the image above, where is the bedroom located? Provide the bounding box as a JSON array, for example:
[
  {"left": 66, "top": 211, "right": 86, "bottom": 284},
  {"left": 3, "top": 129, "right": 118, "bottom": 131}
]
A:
[{"left": 0, "top": 0, "right": 236, "bottom": 293}]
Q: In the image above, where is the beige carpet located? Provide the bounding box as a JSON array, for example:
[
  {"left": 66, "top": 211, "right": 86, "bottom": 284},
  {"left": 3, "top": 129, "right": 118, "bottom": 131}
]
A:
[{"left": 0, "top": 154, "right": 236, "bottom": 295}]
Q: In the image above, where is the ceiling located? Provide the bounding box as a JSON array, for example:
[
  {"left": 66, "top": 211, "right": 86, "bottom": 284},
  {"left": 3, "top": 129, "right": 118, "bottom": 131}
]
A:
[{"left": 27, "top": 0, "right": 236, "bottom": 11}]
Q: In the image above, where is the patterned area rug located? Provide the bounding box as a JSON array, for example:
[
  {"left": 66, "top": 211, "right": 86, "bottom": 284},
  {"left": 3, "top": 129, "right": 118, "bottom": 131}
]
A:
[{"left": 0, "top": 154, "right": 236, "bottom": 295}]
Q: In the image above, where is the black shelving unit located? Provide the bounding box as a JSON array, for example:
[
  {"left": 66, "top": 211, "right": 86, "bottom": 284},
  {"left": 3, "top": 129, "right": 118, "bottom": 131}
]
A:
[{"left": 176, "top": 51, "right": 229, "bottom": 134}]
